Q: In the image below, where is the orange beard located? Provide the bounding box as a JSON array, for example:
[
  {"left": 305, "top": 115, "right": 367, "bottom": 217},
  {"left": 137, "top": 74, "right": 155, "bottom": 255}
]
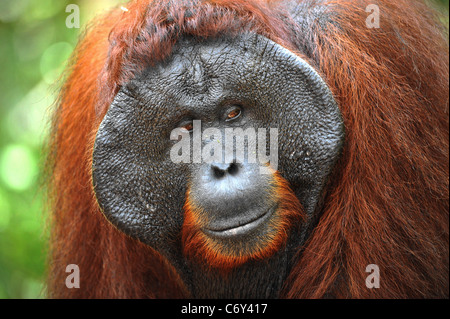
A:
[{"left": 181, "top": 170, "right": 305, "bottom": 270}]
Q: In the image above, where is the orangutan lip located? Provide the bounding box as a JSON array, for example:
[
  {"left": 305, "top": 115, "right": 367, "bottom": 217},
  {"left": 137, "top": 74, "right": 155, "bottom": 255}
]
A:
[{"left": 203, "top": 206, "right": 276, "bottom": 238}]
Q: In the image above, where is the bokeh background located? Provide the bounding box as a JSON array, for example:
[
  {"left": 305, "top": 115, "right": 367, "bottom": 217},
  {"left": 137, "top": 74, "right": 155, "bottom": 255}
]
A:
[{"left": 0, "top": 0, "right": 448, "bottom": 299}]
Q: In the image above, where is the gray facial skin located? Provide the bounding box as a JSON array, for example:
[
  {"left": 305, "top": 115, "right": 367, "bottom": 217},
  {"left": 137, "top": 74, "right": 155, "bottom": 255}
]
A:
[{"left": 92, "top": 33, "right": 344, "bottom": 298}]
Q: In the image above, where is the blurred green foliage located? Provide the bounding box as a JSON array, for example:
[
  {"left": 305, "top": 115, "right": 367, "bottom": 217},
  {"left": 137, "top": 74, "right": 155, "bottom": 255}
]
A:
[
  {"left": 0, "top": 0, "right": 126, "bottom": 299},
  {"left": 0, "top": 0, "right": 448, "bottom": 299}
]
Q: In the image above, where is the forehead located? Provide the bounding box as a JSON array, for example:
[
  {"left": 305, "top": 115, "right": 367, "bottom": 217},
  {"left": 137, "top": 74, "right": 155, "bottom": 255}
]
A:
[
  {"left": 149, "top": 35, "right": 257, "bottom": 77},
  {"left": 135, "top": 35, "right": 262, "bottom": 103},
  {"left": 118, "top": 32, "right": 326, "bottom": 121},
  {"left": 123, "top": 34, "right": 274, "bottom": 118}
]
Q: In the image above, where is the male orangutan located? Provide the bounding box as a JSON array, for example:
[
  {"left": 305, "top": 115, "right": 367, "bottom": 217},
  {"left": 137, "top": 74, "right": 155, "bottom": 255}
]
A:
[{"left": 46, "top": 0, "right": 449, "bottom": 298}]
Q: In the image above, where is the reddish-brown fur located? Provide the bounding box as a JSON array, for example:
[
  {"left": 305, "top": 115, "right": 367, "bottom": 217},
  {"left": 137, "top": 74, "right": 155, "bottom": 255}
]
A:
[{"left": 47, "top": 0, "right": 449, "bottom": 298}]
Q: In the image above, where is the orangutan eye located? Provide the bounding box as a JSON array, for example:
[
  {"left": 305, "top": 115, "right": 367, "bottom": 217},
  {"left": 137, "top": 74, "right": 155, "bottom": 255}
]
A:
[
  {"left": 180, "top": 121, "right": 194, "bottom": 132},
  {"left": 225, "top": 106, "right": 242, "bottom": 121}
]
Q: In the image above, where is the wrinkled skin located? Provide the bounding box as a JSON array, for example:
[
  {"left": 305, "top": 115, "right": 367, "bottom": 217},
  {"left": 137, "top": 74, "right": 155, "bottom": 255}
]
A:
[{"left": 92, "top": 33, "right": 344, "bottom": 298}]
